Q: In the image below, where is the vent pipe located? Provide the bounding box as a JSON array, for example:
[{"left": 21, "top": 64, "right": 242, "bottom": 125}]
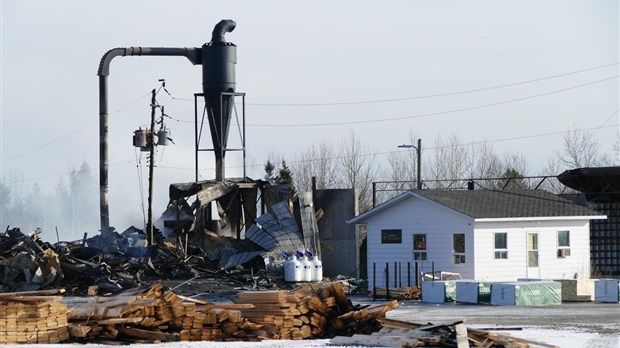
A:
[{"left": 97, "top": 19, "right": 236, "bottom": 234}]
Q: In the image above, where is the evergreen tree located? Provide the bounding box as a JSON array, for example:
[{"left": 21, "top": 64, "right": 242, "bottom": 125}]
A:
[
  {"left": 264, "top": 160, "right": 276, "bottom": 183},
  {"left": 276, "top": 160, "right": 294, "bottom": 187},
  {"left": 500, "top": 168, "right": 526, "bottom": 190}
]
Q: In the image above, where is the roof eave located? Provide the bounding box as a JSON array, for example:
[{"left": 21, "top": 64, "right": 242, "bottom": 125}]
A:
[
  {"left": 347, "top": 191, "right": 418, "bottom": 224},
  {"left": 475, "top": 215, "right": 607, "bottom": 223}
]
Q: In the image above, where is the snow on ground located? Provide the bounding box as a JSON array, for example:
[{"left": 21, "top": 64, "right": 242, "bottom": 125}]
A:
[{"left": 6, "top": 327, "right": 619, "bottom": 348}]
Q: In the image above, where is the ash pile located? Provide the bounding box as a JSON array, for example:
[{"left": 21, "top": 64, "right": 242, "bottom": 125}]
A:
[{"left": 0, "top": 178, "right": 340, "bottom": 295}]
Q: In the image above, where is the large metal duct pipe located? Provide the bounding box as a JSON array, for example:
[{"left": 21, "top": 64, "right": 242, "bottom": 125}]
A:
[{"left": 97, "top": 19, "right": 236, "bottom": 234}]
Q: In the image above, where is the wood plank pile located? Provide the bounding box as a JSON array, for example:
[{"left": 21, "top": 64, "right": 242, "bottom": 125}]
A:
[
  {"left": 374, "top": 286, "right": 421, "bottom": 300},
  {"left": 0, "top": 281, "right": 400, "bottom": 344},
  {"left": 331, "top": 317, "right": 560, "bottom": 348},
  {"left": 0, "top": 289, "right": 70, "bottom": 344},
  {"left": 233, "top": 282, "right": 400, "bottom": 340},
  {"left": 65, "top": 282, "right": 257, "bottom": 343}
]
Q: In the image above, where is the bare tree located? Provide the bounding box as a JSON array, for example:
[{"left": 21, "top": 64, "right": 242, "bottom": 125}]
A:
[
  {"left": 601, "top": 133, "right": 620, "bottom": 166},
  {"left": 291, "top": 141, "right": 337, "bottom": 192},
  {"left": 389, "top": 129, "right": 420, "bottom": 189},
  {"left": 539, "top": 157, "right": 568, "bottom": 194},
  {"left": 466, "top": 141, "right": 502, "bottom": 188},
  {"left": 428, "top": 134, "right": 469, "bottom": 189},
  {"left": 556, "top": 125, "right": 602, "bottom": 168},
  {"left": 336, "top": 130, "right": 379, "bottom": 215}
]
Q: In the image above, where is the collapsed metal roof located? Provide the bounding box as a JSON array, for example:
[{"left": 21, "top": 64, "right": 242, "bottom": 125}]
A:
[{"left": 557, "top": 167, "right": 620, "bottom": 202}]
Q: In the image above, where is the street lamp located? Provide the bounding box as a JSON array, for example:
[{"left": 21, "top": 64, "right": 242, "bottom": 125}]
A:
[{"left": 398, "top": 138, "right": 422, "bottom": 190}]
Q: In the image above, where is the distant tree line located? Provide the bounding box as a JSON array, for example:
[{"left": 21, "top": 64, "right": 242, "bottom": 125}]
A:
[
  {"left": 1, "top": 161, "right": 99, "bottom": 241},
  {"left": 265, "top": 126, "right": 619, "bottom": 216},
  {"left": 1, "top": 126, "right": 617, "bottom": 242}
]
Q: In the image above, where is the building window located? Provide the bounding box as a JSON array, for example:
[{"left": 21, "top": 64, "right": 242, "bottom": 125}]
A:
[
  {"left": 494, "top": 232, "right": 508, "bottom": 259},
  {"left": 381, "top": 229, "right": 402, "bottom": 244},
  {"left": 528, "top": 233, "right": 539, "bottom": 267},
  {"left": 557, "top": 230, "right": 571, "bottom": 258},
  {"left": 413, "top": 234, "right": 427, "bottom": 260},
  {"left": 453, "top": 233, "right": 465, "bottom": 264}
]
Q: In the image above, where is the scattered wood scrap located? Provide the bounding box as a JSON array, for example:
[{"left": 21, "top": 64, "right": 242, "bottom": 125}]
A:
[
  {"left": 61, "top": 280, "right": 400, "bottom": 343},
  {"left": 0, "top": 289, "right": 70, "bottom": 344},
  {"left": 331, "top": 317, "right": 560, "bottom": 348},
  {"left": 64, "top": 281, "right": 259, "bottom": 343}
]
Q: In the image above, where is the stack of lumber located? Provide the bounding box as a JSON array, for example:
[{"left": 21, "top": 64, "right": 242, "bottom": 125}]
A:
[
  {"left": 332, "top": 317, "right": 560, "bottom": 348},
  {"left": 0, "top": 289, "right": 70, "bottom": 344},
  {"left": 66, "top": 282, "right": 256, "bottom": 343},
  {"left": 373, "top": 287, "right": 421, "bottom": 300},
  {"left": 234, "top": 282, "right": 399, "bottom": 340}
]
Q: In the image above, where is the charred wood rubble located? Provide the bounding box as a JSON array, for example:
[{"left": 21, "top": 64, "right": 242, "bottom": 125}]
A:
[{"left": 1, "top": 178, "right": 326, "bottom": 295}]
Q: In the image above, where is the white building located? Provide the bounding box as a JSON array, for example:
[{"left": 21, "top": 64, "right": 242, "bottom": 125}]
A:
[{"left": 347, "top": 190, "right": 606, "bottom": 290}]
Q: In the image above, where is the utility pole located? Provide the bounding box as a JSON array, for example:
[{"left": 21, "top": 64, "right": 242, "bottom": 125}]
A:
[
  {"left": 147, "top": 89, "right": 156, "bottom": 246},
  {"left": 416, "top": 138, "right": 422, "bottom": 190},
  {"left": 397, "top": 138, "right": 423, "bottom": 190}
]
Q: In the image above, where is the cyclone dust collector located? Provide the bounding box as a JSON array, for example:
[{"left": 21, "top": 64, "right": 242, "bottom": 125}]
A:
[{"left": 97, "top": 19, "right": 242, "bottom": 233}]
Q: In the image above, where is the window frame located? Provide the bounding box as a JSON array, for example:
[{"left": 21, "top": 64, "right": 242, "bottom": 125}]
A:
[
  {"left": 557, "top": 230, "right": 571, "bottom": 258},
  {"left": 453, "top": 233, "right": 466, "bottom": 264},
  {"left": 381, "top": 229, "right": 402, "bottom": 244},
  {"left": 494, "top": 232, "right": 508, "bottom": 260},
  {"left": 413, "top": 234, "right": 427, "bottom": 261}
]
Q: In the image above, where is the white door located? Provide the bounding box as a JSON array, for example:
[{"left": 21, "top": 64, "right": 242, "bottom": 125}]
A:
[{"left": 527, "top": 232, "right": 539, "bottom": 278}]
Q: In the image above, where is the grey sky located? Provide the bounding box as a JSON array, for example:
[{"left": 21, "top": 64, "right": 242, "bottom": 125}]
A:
[{"left": 1, "top": 0, "right": 619, "bottom": 236}]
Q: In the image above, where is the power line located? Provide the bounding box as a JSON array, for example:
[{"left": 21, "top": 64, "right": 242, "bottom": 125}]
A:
[
  {"left": 165, "top": 75, "right": 619, "bottom": 127},
  {"left": 592, "top": 108, "right": 620, "bottom": 134},
  {"left": 8, "top": 123, "right": 616, "bottom": 184},
  {"left": 1, "top": 122, "right": 96, "bottom": 163},
  {"left": 3, "top": 161, "right": 133, "bottom": 185},
  {"left": 247, "top": 75, "right": 619, "bottom": 127},
  {"left": 3, "top": 68, "right": 617, "bottom": 165},
  {"left": 155, "top": 123, "right": 619, "bottom": 172},
  {"left": 161, "top": 62, "right": 619, "bottom": 107},
  {"left": 1, "top": 92, "right": 151, "bottom": 164}
]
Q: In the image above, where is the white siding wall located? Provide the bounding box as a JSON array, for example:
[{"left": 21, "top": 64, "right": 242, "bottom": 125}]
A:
[
  {"left": 365, "top": 197, "right": 474, "bottom": 290},
  {"left": 474, "top": 220, "right": 591, "bottom": 281}
]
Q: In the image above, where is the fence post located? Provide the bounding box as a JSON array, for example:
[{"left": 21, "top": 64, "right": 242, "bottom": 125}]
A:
[
  {"left": 372, "top": 262, "right": 376, "bottom": 301},
  {"left": 385, "top": 262, "right": 390, "bottom": 300},
  {"left": 415, "top": 261, "right": 419, "bottom": 288},
  {"left": 407, "top": 262, "right": 411, "bottom": 287},
  {"left": 394, "top": 262, "right": 398, "bottom": 288}
]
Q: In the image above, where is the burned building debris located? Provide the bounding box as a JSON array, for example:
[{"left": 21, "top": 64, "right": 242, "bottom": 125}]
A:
[{"left": 0, "top": 177, "right": 342, "bottom": 295}]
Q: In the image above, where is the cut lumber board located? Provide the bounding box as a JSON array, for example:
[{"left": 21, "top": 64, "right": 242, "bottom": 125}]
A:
[
  {"left": 455, "top": 323, "right": 468, "bottom": 348},
  {"left": 196, "top": 303, "right": 256, "bottom": 310},
  {"left": 116, "top": 327, "right": 180, "bottom": 342},
  {"left": 0, "top": 289, "right": 66, "bottom": 298}
]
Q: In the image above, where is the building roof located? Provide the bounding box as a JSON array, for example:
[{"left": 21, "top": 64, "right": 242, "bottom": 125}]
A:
[
  {"left": 348, "top": 189, "right": 606, "bottom": 224},
  {"left": 557, "top": 166, "right": 620, "bottom": 203}
]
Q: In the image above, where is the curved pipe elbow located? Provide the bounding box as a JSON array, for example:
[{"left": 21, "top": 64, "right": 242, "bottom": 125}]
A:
[
  {"left": 98, "top": 48, "right": 126, "bottom": 76},
  {"left": 211, "top": 19, "right": 236, "bottom": 43},
  {"left": 97, "top": 47, "right": 199, "bottom": 76}
]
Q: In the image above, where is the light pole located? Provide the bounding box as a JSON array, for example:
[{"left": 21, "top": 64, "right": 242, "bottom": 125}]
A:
[{"left": 398, "top": 138, "right": 422, "bottom": 190}]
